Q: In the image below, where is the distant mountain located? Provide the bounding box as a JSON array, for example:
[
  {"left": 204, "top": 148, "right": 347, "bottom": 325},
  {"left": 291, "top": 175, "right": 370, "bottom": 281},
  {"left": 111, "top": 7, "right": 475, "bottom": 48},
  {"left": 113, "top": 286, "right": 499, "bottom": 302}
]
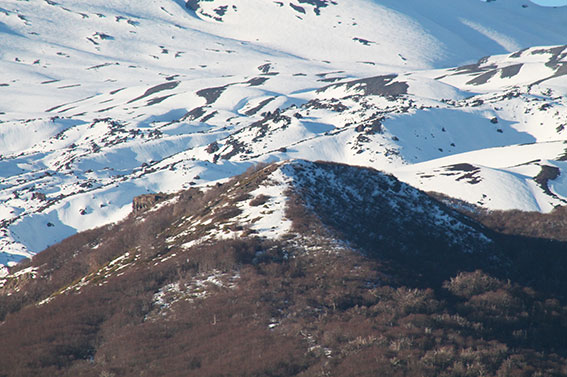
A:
[
  {"left": 3, "top": 160, "right": 567, "bottom": 376},
  {"left": 0, "top": 0, "right": 566, "bottom": 274}
]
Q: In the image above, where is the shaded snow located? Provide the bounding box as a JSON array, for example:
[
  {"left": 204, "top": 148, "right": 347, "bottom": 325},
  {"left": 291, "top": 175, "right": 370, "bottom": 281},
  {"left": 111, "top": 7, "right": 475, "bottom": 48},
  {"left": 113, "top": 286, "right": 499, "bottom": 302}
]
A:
[{"left": 0, "top": 0, "right": 566, "bottom": 263}]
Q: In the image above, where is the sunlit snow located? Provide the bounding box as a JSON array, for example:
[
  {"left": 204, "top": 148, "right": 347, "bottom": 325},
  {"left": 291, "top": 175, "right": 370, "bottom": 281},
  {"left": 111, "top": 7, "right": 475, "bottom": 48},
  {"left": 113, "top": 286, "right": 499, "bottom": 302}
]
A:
[{"left": 0, "top": 0, "right": 566, "bottom": 264}]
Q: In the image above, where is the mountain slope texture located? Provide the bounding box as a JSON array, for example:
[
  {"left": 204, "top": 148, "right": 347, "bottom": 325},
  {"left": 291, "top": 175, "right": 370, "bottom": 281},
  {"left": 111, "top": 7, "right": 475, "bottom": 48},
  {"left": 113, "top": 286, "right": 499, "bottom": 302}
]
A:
[
  {"left": 2, "top": 161, "right": 567, "bottom": 376},
  {"left": 1, "top": 0, "right": 567, "bottom": 375},
  {"left": 0, "top": 0, "right": 566, "bottom": 266}
]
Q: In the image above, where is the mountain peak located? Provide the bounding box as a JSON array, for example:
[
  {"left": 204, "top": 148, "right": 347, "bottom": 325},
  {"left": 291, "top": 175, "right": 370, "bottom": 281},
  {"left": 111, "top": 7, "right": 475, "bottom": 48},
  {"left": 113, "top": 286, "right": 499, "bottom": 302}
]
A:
[
  {"left": 0, "top": 0, "right": 566, "bottom": 277},
  {"left": 4, "top": 158, "right": 567, "bottom": 375}
]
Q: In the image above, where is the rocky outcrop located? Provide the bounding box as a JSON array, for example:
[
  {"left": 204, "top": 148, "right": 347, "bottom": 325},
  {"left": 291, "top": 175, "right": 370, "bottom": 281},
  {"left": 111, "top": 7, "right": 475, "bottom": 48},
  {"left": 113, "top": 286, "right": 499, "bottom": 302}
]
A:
[{"left": 132, "top": 193, "right": 168, "bottom": 213}]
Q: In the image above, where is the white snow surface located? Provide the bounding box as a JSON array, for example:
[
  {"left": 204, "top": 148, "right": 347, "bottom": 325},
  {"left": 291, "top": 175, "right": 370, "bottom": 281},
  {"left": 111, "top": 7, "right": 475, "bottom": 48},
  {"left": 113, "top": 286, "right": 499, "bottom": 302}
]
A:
[
  {"left": 0, "top": 0, "right": 566, "bottom": 264},
  {"left": 236, "top": 168, "right": 293, "bottom": 239}
]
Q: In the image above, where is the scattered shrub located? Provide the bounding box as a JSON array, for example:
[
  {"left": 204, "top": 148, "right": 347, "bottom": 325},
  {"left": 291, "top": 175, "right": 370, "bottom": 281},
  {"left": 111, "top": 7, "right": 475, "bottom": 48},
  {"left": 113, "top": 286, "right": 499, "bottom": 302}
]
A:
[{"left": 444, "top": 270, "right": 504, "bottom": 299}]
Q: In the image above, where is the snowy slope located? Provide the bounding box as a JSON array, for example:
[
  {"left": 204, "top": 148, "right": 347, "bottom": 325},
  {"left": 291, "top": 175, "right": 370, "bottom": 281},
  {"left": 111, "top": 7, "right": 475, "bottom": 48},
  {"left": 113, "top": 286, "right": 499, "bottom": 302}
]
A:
[
  {"left": 209, "top": 45, "right": 567, "bottom": 212},
  {"left": 0, "top": 0, "right": 566, "bottom": 267},
  {"left": 188, "top": 0, "right": 567, "bottom": 68},
  {"left": 0, "top": 158, "right": 493, "bottom": 289}
]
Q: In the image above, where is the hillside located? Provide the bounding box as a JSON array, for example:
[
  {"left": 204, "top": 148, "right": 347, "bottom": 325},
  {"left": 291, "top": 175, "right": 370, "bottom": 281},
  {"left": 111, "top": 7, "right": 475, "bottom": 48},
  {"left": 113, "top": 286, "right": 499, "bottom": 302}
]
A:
[
  {"left": 2, "top": 161, "right": 567, "bottom": 376},
  {"left": 1, "top": 0, "right": 567, "bottom": 269}
]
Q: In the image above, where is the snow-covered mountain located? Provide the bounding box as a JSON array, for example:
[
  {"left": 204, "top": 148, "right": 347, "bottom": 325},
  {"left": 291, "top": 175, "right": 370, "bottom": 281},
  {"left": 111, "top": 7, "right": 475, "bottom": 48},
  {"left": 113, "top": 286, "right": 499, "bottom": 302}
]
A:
[{"left": 1, "top": 0, "right": 567, "bottom": 267}]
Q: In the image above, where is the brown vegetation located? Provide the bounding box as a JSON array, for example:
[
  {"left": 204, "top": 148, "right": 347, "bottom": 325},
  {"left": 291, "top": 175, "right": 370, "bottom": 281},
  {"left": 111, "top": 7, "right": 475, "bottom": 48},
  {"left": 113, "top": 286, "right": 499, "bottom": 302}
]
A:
[
  {"left": 432, "top": 192, "right": 567, "bottom": 242},
  {"left": 3, "top": 161, "right": 567, "bottom": 376}
]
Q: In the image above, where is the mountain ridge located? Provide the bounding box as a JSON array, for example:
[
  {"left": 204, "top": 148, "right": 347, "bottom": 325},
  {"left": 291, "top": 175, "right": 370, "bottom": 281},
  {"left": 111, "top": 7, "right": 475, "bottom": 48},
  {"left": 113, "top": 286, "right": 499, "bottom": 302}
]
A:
[
  {"left": 0, "top": 0, "right": 566, "bottom": 271},
  {"left": 3, "top": 159, "right": 567, "bottom": 376},
  {"left": 2, "top": 1, "right": 567, "bottom": 374}
]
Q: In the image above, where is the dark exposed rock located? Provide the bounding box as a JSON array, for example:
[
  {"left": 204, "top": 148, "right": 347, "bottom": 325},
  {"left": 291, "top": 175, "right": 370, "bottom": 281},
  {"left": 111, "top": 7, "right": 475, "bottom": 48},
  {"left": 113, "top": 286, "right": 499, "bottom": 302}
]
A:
[
  {"left": 185, "top": 0, "right": 199, "bottom": 11},
  {"left": 446, "top": 163, "right": 479, "bottom": 172},
  {"left": 93, "top": 32, "right": 113, "bottom": 40},
  {"left": 182, "top": 106, "right": 206, "bottom": 121},
  {"left": 317, "top": 76, "right": 347, "bottom": 83},
  {"left": 250, "top": 109, "right": 292, "bottom": 142},
  {"left": 319, "top": 74, "right": 408, "bottom": 98},
  {"left": 244, "top": 97, "right": 276, "bottom": 116},
  {"left": 554, "top": 62, "right": 567, "bottom": 78},
  {"left": 206, "top": 141, "right": 220, "bottom": 154},
  {"left": 289, "top": 3, "right": 306, "bottom": 13},
  {"left": 534, "top": 165, "right": 561, "bottom": 198},
  {"left": 127, "top": 81, "right": 179, "bottom": 104},
  {"left": 466, "top": 70, "right": 497, "bottom": 85},
  {"left": 257, "top": 63, "right": 271, "bottom": 73},
  {"left": 132, "top": 193, "right": 168, "bottom": 213},
  {"left": 220, "top": 139, "right": 248, "bottom": 160},
  {"left": 147, "top": 94, "right": 175, "bottom": 106},
  {"left": 246, "top": 77, "right": 269, "bottom": 86},
  {"left": 355, "top": 116, "right": 383, "bottom": 134},
  {"left": 443, "top": 164, "right": 482, "bottom": 184},
  {"left": 356, "top": 75, "right": 408, "bottom": 97},
  {"left": 316, "top": 70, "right": 345, "bottom": 78},
  {"left": 533, "top": 45, "right": 567, "bottom": 68},
  {"left": 500, "top": 64, "right": 523, "bottom": 79},
  {"left": 184, "top": 1, "right": 225, "bottom": 21},
  {"left": 200, "top": 111, "right": 218, "bottom": 123},
  {"left": 32, "top": 192, "right": 47, "bottom": 201},
  {"left": 297, "top": 0, "right": 336, "bottom": 15},
  {"left": 196, "top": 85, "right": 228, "bottom": 104},
  {"left": 305, "top": 98, "right": 348, "bottom": 112},
  {"left": 510, "top": 48, "right": 529, "bottom": 58},
  {"left": 353, "top": 37, "right": 374, "bottom": 46},
  {"left": 453, "top": 59, "right": 497, "bottom": 75},
  {"left": 213, "top": 5, "right": 228, "bottom": 16},
  {"left": 455, "top": 172, "right": 481, "bottom": 184},
  {"left": 453, "top": 63, "right": 483, "bottom": 74}
]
